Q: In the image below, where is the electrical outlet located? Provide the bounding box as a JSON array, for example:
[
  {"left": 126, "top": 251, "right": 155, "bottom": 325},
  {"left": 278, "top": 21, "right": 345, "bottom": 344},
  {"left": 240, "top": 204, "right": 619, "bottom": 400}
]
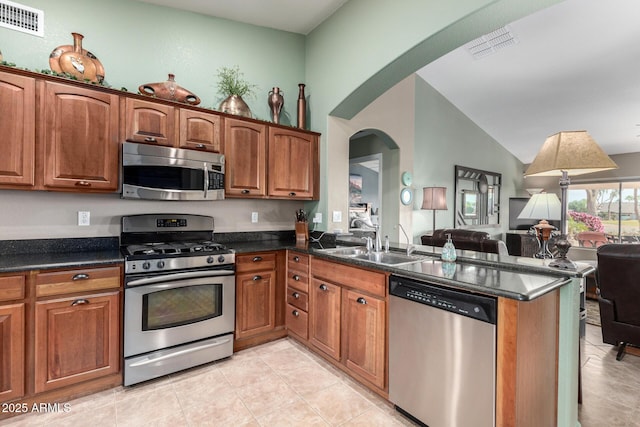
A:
[
  {"left": 332, "top": 211, "right": 342, "bottom": 223},
  {"left": 313, "top": 213, "right": 322, "bottom": 223},
  {"left": 251, "top": 212, "right": 258, "bottom": 223},
  {"left": 78, "top": 211, "right": 90, "bottom": 226}
]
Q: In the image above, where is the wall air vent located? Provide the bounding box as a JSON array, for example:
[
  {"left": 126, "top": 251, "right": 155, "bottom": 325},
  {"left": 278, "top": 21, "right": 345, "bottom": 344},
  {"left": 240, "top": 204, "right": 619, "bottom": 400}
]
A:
[
  {"left": 0, "top": 0, "right": 43, "bottom": 37},
  {"left": 466, "top": 26, "right": 517, "bottom": 60}
]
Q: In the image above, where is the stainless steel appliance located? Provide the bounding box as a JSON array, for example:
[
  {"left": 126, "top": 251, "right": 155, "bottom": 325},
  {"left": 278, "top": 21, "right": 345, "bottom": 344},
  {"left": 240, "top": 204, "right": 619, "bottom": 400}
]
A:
[
  {"left": 122, "top": 142, "right": 225, "bottom": 201},
  {"left": 389, "top": 274, "right": 497, "bottom": 427},
  {"left": 121, "top": 214, "right": 234, "bottom": 386}
]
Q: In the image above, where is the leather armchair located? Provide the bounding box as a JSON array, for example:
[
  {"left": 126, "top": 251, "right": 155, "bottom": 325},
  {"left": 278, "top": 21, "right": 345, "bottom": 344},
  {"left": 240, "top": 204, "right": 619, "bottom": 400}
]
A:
[
  {"left": 596, "top": 244, "right": 640, "bottom": 360},
  {"left": 421, "top": 228, "right": 508, "bottom": 255}
]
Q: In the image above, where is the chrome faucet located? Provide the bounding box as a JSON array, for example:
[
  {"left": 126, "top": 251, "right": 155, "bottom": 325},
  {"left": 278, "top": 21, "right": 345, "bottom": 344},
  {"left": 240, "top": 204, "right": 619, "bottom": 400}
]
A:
[
  {"left": 374, "top": 225, "right": 382, "bottom": 252},
  {"left": 362, "top": 236, "right": 373, "bottom": 252},
  {"left": 398, "top": 223, "right": 415, "bottom": 256}
]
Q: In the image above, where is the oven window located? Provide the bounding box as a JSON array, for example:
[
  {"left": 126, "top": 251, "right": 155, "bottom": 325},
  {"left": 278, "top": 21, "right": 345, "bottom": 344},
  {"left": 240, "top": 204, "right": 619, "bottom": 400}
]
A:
[
  {"left": 142, "top": 284, "right": 222, "bottom": 330},
  {"left": 124, "top": 165, "right": 204, "bottom": 190}
]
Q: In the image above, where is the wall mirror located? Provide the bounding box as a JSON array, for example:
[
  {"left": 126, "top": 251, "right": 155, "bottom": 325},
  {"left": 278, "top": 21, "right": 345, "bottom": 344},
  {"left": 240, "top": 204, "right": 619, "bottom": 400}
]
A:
[{"left": 454, "top": 165, "right": 501, "bottom": 228}]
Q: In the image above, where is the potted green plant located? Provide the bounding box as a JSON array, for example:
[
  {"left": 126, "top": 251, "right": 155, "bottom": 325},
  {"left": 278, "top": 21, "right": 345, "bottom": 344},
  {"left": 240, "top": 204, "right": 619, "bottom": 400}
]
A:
[{"left": 216, "top": 65, "right": 257, "bottom": 118}]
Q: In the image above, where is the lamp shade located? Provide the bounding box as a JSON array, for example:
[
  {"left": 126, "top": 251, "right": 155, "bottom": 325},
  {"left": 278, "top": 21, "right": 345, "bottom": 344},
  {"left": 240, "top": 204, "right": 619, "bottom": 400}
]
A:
[
  {"left": 422, "top": 187, "right": 447, "bottom": 210},
  {"left": 524, "top": 131, "right": 617, "bottom": 177},
  {"left": 517, "top": 193, "right": 562, "bottom": 220}
]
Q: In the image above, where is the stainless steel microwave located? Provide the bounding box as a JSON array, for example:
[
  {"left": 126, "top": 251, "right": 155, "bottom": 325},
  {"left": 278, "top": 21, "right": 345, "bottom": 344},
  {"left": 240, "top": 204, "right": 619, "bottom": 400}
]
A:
[{"left": 122, "top": 142, "right": 225, "bottom": 201}]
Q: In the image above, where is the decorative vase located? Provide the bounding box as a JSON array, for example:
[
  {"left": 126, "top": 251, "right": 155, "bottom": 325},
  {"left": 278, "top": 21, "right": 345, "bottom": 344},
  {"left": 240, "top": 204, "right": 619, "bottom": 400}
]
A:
[
  {"left": 268, "top": 87, "right": 284, "bottom": 124},
  {"left": 219, "top": 94, "right": 252, "bottom": 118},
  {"left": 297, "top": 83, "right": 307, "bottom": 129},
  {"left": 49, "top": 33, "right": 104, "bottom": 83},
  {"left": 138, "top": 74, "right": 201, "bottom": 105}
]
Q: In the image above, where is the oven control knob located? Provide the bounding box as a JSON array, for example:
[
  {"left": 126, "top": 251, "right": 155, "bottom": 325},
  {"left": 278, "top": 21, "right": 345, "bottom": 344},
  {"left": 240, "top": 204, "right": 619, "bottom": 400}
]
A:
[
  {"left": 218, "top": 255, "right": 226, "bottom": 263},
  {"left": 207, "top": 256, "right": 215, "bottom": 264},
  {"left": 142, "top": 261, "right": 151, "bottom": 270},
  {"left": 157, "top": 261, "right": 165, "bottom": 269}
]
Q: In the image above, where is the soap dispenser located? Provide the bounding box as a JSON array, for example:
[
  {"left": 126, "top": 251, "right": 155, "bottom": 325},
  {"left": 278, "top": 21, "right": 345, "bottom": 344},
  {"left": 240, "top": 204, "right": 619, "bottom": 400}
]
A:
[{"left": 441, "top": 233, "right": 457, "bottom": 262}]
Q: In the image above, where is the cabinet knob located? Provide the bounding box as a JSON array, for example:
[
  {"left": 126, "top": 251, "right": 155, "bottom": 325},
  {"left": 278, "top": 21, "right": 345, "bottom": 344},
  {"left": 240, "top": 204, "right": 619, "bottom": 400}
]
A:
[
  {"left": 292, "top": 310, "right": 299, "bottom": 317},
  {"left": 252, "top": 275, "right": 262, "bottom": 281},
  {"left": 289, "top": 192, "right": 297, "bottom": 197},
  {"left": 319, "top": 284, "right": 327, "bottom": 291},
  {"left": 75, "top": 181, "right": 91, "bottom": 187},
  {"left": 293, "top": 275, "right": 300, "bottom": 281},
  {"left": 241, "top": 189, "right": 250, "bottom": 194},
  {"left": 293, "top": 256, "right": 300, "bottom": 262},
  {"left": 252, "top": 256, "right": 262, "bottom": 262},
  {"left": 144, "top": 137, "right": 157, "bottom": 143},
  {"left": 71, "top": 299, "right": 89, "bottom": 306},
  {"left": 72, "top": 273, "right": 90, "bottom": 281},
  {"left": 292, "top": 292, "right": 300, "bottom": 299},
  {"left": 356, "top": 297, "right": 367, "bottom": 305}
]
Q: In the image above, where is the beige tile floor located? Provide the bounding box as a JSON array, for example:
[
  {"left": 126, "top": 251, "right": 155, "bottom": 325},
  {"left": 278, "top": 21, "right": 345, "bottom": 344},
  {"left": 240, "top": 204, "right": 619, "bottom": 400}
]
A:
[{"left": 5, "top": 323, "right": 639, "bottom": 427}]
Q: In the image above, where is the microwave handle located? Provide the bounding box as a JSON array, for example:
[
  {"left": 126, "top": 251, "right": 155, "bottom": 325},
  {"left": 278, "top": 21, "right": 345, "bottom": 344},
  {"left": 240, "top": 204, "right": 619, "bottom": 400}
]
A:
[{"left": 203, "top": 162, "right": 209, "bottom": 198}]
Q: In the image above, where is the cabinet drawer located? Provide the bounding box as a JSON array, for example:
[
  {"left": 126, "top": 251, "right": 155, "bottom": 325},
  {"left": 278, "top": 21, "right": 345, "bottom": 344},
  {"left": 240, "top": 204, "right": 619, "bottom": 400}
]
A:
[
  {"left": 287, "top": 269, "right": 308, "bottom": 292},
  {"left": 311, "top": 257, "right": 386, "bottom": 298},
  {"left": 236, "top": 253, "right": 277, "bottom": 273},
  {"left": 288, "top": 251, "right": 309, "bottom": 272},
  {"left": 286, "top": 303, "right": 308, "bottom": 340},
  {"left": 0, "top": 274, "right": 26, "bottom": 302},
  {"left": 36, "top": 266, "right": 121, "bottom": 297},
  {"left": 287, "top": 287, "right": 308, "bottom": 311}
]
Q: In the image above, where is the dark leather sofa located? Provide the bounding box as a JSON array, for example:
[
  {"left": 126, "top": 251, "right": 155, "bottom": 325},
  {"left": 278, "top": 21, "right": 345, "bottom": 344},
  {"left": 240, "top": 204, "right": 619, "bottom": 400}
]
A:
[
  {"left": 421, "top": 228, "right": 508, "bottom": 255},
  {"left": 596, "top": 244, "right": 640, "bottom": 360}
]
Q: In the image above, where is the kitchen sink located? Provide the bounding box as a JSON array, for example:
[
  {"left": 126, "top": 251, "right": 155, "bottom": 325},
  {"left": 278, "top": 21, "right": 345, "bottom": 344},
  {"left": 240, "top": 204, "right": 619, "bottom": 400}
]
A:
[
  {"left": 317, "top": 246, "right": 368, "bottom": 256},
  {"left": 318, "top": 246, "right": 424, "bottom": 266}
]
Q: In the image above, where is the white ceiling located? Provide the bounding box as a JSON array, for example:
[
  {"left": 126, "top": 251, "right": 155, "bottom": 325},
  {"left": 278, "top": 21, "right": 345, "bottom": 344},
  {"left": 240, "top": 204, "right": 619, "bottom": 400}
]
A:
[{"left": 138, "top": 0, "right": 640, "bottom": 164}]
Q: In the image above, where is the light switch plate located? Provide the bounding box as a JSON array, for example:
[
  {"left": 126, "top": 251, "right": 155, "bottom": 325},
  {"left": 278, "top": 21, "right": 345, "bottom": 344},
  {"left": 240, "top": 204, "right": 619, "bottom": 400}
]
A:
[
  {"left": 78, "top": 211, "right": 90, "bottom": 226},
  {"left": 313, "top": 213, "right": 322, "bottom": 223},
  {"left": 332, "top": 211, "right": 342, "bottom": 222},
  {"left": 251, "top": 212, "right": 258, "bottom": 223}
]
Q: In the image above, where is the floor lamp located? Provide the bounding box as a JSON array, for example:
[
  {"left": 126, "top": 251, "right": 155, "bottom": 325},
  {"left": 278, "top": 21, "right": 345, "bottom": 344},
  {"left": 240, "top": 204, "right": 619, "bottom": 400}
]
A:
[
  {"left": 517, "top": 192, "right": 562, "bottom": 259},
  {"left": 422, "top": 187, "right": 447, "bottom": 232},
  {"left": 524, "top": 131, "right": 617, "bottom": 269}
]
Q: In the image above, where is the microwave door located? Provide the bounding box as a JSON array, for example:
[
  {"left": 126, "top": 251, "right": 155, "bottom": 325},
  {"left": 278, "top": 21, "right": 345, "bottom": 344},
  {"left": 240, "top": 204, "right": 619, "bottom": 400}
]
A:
[{"left": 123, "top": 158, "right": 206, "bottom": 201}]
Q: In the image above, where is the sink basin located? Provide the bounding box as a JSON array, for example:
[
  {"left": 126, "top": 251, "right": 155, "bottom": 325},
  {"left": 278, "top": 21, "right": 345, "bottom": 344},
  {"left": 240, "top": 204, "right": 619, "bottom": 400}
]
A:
[
  {"left": 353, "top": 252, "right": 425, "bottom": 266},
  {"left": 317, "top": 246, "right": 368, "bottom": 256}
]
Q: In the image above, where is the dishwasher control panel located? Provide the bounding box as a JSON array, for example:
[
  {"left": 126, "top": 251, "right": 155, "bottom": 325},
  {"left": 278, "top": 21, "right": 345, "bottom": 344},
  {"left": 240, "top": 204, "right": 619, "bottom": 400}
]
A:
[{"left": 390, "top": 274, "right": 497, "bottom": 324}]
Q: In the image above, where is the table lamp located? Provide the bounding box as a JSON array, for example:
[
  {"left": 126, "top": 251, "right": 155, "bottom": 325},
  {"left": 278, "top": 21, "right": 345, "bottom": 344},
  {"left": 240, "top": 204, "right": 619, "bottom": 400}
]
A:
[
  {"left": 524, "top": 131, "right": 617, "bottom": 269},
  {"left": 422, "top": 187, "right": 447, "bottom": 232},
  {"left": 517, "top": 192, "right": 561, "bottom": 259}
]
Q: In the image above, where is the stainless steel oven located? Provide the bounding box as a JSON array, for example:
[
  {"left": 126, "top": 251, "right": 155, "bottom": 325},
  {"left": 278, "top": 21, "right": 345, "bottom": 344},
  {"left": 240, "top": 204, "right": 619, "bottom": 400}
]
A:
[
  {"left": 121, "top": 214, "right": 235, "bottom": 386},
  {"left": 122, "top": 142, "right": 225, "bottom": 201}
]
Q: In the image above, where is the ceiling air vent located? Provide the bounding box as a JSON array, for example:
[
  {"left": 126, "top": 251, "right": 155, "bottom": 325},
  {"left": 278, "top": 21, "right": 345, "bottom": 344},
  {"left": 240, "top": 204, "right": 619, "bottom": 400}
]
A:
[
  {"left": 466, "top": 26, "right": 517, "bottom": 60},
  {"left": 0, "top": 0, "right": 44, "bottom": 37}
]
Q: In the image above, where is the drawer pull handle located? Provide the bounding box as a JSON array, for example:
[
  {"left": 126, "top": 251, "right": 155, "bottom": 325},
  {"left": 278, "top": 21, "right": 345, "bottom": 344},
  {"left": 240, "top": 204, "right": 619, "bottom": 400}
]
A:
[
  {"left": 71, "top": 299, "right": 89, "bottom": 306},
  {"left": 72, "top": 273, "right": 90, "bottom": 281},
  {"left": 196, "top": 144, "right": 206, "bottom": 149},
  {"left": 292, "top": 310, "right": 299, "bottom": 317},
  {"left": 252, "top": 256, "right": 262, "bottom": 262},
  {"left": 144, "top": 137, "right": 157, "bottom": 143},
  {"left": 75, "top": 181, "right": 91, "bottom": 187},
  {"left": 292, "top": 292, "right": 300, "bottom": 299},
  {"left": 319, "top": 284, "right": 327, "bottom": 291},
  {"left": 289, "top": 192, "right": 296, "bottom": 197},
  {"left": 253, "top": 275, "right": 262, "bottom": 281},
  {"left": 293, "top": 275, "right": 300, "bottom": 281},
  {"left": 293, "top": 256, "right": 300, "bottom": 262},
  {"left": 357, "top": 297, "right": 367, "bottom": 305},
  {"left": 241, "top": 189, "right": 250, "bottom": 194}
]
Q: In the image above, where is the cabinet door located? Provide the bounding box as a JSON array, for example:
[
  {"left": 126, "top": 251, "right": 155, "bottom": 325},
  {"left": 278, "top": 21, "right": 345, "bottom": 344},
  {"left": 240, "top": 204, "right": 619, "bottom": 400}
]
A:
[
  {"left": 224, "top": 118, "right": 267, "bottom": 197},
  {"left": 0, "top": 303, "right": 24, "bottom": 402},
  {"left": 124, "top": 98, "right": 177, "bottom": 146},
  {"left": 342, "top": 289, "right": 386, "bottom": 389},
  {"left": 34, "top": 291, "right": 119, "bottom": 393},
  {"left": 42, "top": 82, "right": 119, "bottom": 191},
  {"left": 268, "top": 127, "right": 318, "bottom": 199},
  {"left": 235, "top": 271, "right": 276, "bottom": 339},
  {"left": 309, "top": 278, "right": 341, "bottom": 360},
  {"left": 179, "top": 109, "right": 222, "bottom": 153},
  {"left": 0, "top": 72, "right": 35, "bottom": 187}
]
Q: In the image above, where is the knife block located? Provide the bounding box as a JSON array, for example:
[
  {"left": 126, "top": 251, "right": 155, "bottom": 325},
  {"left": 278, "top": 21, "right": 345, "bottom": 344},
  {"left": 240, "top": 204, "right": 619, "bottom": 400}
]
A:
[{"left": 295, "top": 221, "right": 309, "bottom": 242}]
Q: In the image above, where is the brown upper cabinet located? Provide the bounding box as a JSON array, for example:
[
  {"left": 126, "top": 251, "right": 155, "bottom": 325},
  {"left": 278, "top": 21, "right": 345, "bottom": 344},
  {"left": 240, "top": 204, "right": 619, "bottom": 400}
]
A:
[
  {"left": 224, "top": 118, "right": 267, "bottom": 197},
  {"left": 268, "top": 127, "right": 319, "bottom": 200},
  {"left": 124, "top": 98, "right": 222, "bottom": 153}
]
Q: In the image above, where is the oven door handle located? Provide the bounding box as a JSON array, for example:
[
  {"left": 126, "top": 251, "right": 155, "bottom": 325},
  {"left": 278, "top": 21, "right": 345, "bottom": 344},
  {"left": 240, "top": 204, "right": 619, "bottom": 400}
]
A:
[
  {"left": 128, "top": 336, "right": 232, "bottom": 367},
  {"left": 126, "top": 269, "right": 234, "bottom": 288}
]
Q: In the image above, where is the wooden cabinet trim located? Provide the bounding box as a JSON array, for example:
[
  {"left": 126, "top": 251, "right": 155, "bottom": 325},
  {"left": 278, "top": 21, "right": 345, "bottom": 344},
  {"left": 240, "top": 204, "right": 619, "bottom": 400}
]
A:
[
  {"left": 236, "top": 253, "right": 277, "bottom": 273},
  {"left": 311, "top": 257, "right": 386, "bottom": 298},
  {"left": 0, "top": 275, "right": 26, "bottom": 302},
  {"left": 35, "top": 266, "right": 121, "bottom": 298}
]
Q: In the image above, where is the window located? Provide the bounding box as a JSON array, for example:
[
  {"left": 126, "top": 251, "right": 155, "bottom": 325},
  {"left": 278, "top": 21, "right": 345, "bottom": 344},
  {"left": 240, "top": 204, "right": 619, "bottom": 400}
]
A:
[{"left": 567, "top": 180, "right": 640, "bottom": 247}]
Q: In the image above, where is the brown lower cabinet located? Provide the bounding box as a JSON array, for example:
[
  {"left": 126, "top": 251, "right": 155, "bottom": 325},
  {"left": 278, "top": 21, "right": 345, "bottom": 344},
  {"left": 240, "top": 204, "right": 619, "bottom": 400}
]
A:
[{"left": 0, "top": 302, "right": 25, "bottom": 402}]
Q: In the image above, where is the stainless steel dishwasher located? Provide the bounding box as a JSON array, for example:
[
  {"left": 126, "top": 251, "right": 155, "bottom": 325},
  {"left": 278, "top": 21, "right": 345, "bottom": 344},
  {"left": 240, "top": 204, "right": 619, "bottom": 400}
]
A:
[{"left": 389, "top": 274, "right": 497, "bottom": 427}]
